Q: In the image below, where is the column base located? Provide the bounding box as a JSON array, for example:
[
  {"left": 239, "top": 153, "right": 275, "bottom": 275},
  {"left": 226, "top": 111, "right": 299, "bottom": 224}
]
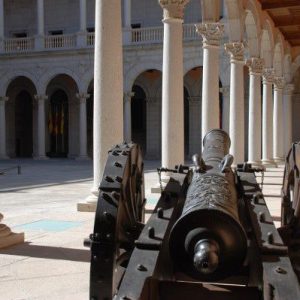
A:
[
  {"left": 273, "top": 157, "right": 285, "bottom": 165},
  {"left": 34, "top": 155, "right": 49, "bottom": 160},
  {"left": 77, "top": 192, "right": 98, "bottom": 212},
  {"left": 247, "top": 160, "right": 262, "bottom": 167},
  {"left": 75, "top": 155, "right": 90, "bottom": 161},
  {"left": 0, "top": 214, "right": 24, "bottom": 249},
  {"left": 0, "top": 155, "right": 9, "bottom": 160},
  {"left": 261, "top": 159, "right": 277, "bottom": 167}
]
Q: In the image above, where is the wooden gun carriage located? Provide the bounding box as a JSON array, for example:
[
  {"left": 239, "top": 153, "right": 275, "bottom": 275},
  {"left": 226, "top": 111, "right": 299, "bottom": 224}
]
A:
[{"left": 84, "top": 129, "right": 300, "bottom": 300}]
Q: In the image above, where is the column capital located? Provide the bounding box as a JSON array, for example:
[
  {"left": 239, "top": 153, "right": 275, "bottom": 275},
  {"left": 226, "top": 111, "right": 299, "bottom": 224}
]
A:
[
  {"left": 188, "top": 96, "right": 201, "bottom": 103},
  {"left": 220, "top": 86, "right": 230, "bottom": 97},
  {"left": 34, "top": 94, "right": 48, "bottom": 102},
  {"left": 246, "top": 57, "right": 264, "bottom": 75},
  {"left": 158, "top": 0, "right": 190, "bottom": 20},
  {"left": 224, "top": 42, "right": 245, "bottom": 63},
  {"left": 195, "top": 23, "right": 224, "bottom": 48},
  {"left": 76, "top": 93, "right": 90, "bottom": 103},
  {"left": 262, "top": 68, "right": 275, "bottom": 84},
  {"left": 146, "top": 97, "right": 159, "bottom": 103},
  {"left": 284, "top": 83, "right": 294, "bottom": 95},
  {"left": 123, "top": 92, "right": 135, "bottom": 103},
  {"left": 0, "top": 96, "right": 9, "bottom": 103},
  {"left": 273, "top": 77, "right": 285, "bottom": 91}
]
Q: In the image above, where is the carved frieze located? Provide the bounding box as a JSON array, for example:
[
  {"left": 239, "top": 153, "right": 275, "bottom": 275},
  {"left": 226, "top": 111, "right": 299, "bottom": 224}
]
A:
[
  {"left": 195, "top": 23, "right": 224, "bottom": 47},
  {"left": 262, "top": 68, "right": 275, "bottom": 84},
  {"left": 158, "top": 0, "right": 190, "bottom": 20},
  {"left": 273, "top": 77, "right": 285, "bottom": 91},
  {"left": 246, "top": 57, "right": 264, "bottom": 75},
  {"left": 224, "top": 42, "right": 244, "bottom": 62}
]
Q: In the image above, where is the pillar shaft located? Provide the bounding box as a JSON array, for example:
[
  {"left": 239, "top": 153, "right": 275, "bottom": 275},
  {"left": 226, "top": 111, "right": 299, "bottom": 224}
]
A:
[
  {"left": 225, "top": 42, "right": 245, "bottom": 164},
  {"left": 262, "top": 69, "right": 274, "bottom": 165},
  {"left": 124, "top": 0, "right": 131, "bottom": 28},
  {"left": 79, "top": 0, "right": 87, "bottom": 32},
  {"left": 37, "top": 0, "right": 44, "bottom": 36},
  {"left": 35, "top": 95, "right": 47, "bottom": 159},
  {"left": 159, "top": 0, "right": 189, "bottom": 168},
  {"left": 93, "top": 0, "right": 123, "bottom": 193},
  {"left": 0, "top": 0, "right": 4, "bottom": 39},
  {"left": 273, "top": 77, "right": 285, "bottom": 162},
  {"left": 196, "top": 23, "right": 224, "bottom": 139},
  {"left": 77, "top": 93, "right": 89, "bottom": 158},
  {"left": 0, "top": 97, "right": 8, "bottom": 159},
  {"left": 283, "top": 84, "right": 294, "bottom": 156},
  {"left": 246, "top": 58, "right": 263, "bottom": 165}
]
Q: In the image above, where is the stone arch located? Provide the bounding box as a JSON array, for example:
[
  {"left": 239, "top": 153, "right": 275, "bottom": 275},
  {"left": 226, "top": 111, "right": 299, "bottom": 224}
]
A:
[
  {"left": 260, "top": 17, "right": 275, "bottom": 68},
  {"left": 5, "top": 76, "right": 38, "bottom": 158},
  {"left": 81, "top": 70, "right": 94, "bottom": 94},
  {"left": 273, "top": 32, "right": 285, "bottom": 76},
  {"left": 184, "top": 59, "right": 202, "bottom": 76},
  {"left": 244, "top": 0, "right": 261, "bottom": 57},
  {"left": 224, "top": 0, "right": 244, "bottom": 41},
  {"left": 1, "top": 70, "right": 38, "bottom": 96},
  {"left": 45, "top": 74, "right": 80, "bottom": 158},
  {"left": 283, "top": 53, "right": 292, "bottom": 83},
  {"left": 38, "top": 67, "right": 81, "bottom": 94},
  {"left": 125, "top": 62, "right": 162, "bottom": 93}
]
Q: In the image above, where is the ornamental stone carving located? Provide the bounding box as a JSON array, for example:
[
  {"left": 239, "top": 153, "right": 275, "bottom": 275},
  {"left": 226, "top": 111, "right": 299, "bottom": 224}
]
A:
[
  {"left": 262, "top": 68, "right": 275, "bottom": 84},
  {"left": 273, "top": 77, "right": 285, "bottom": 91},
  {"left": 224, "top": 42, "right": 244, "bottom": 62},
  {"left": 246, "top": 57, "right": 264, "bottom": 75},
  {"left": 34, "top": 94, "right": 48, "bottom": 103},
  {"left": 188, "top": 96, "right": 201, "bottom": 104},
  {"left": 158, "top": 0, "right": 190, "bottom": 20},
  {"left": 76, "top": 93, "right": 90, "bottom": 104},
  {"left": 0, "top": 96, "right": 8, "bottom": 104},
  {"left": 195, "top": 23, "right": 224, "bottom": 47},
  {"left": 123, "top": 92, "right": 135, "bottom": 103},
  {"left": 220, "top": 86, "right": 230, "bottom": 98},
  {"left": 284, "top": 84, "right": 294, "bottom": 95}
]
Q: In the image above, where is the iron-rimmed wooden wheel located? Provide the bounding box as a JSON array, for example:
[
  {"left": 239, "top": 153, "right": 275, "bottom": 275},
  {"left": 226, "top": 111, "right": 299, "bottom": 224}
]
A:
[{"left": 86, "top": 143, "right": 145, "bottom": 300}]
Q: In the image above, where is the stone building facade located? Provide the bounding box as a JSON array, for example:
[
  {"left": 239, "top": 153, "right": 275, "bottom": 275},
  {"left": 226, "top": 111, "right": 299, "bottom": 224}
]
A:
[{"left": 0, "top": 0, "right": 299, "bottom": 164}]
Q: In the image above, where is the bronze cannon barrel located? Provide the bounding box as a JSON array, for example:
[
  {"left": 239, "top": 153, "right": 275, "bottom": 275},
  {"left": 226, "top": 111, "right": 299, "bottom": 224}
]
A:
[{"left": 169, "top": 129, "right": 247, "bottom": 280}]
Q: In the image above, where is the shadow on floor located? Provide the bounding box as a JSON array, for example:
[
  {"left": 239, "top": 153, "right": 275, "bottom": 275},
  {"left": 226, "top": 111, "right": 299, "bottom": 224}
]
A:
[{"left": 0, "top": 242, "right": 90, "bottom": 263}]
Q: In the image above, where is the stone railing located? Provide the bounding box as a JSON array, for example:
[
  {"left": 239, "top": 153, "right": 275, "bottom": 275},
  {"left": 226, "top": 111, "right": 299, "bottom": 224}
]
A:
[
  {"left": 44, "top": 34, "right": 77, "bottom": 49},
  {"left": 131, "top": 26, "right": 163, "bottom": 44},
  {"left": 87, "top": 32, "right": 95, "bottom": 47},
  {"left": 1, "top": 23, "right": 200, "bottom": 53},
  {"left": 4, "top": 37, "right": 35, "bottom": 53}
]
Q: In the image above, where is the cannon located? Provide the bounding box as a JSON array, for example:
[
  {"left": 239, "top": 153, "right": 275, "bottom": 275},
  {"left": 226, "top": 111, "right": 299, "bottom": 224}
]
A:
[{"left": 85, "top": 129, "right": 300, "bottom": 300}]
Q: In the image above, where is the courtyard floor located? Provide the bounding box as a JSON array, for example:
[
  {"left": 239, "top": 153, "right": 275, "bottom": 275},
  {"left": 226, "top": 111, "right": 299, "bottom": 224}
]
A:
[{"left": 0, "top": 158, "right": 284, "bottom": 300}]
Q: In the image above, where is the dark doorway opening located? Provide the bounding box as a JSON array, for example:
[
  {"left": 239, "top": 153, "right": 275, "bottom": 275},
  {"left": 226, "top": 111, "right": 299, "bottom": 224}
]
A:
[
  {"left": 48, "top": 90, "right": 68, "bottom": 157},
  {"left": 131, "top": 85, "right": 146, "bottom": 154},
  {"left": 15, "top": 91, "right": 33, "bottom": 157}
]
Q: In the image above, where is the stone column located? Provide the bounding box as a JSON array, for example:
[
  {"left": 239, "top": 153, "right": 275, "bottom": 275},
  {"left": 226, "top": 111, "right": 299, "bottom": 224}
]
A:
[
  {"left": 159, "top": 0, "right": 189, "bottom": 169},
  {"left": 224, "top": 42, "right": 245, "bottom": 164},
  {"left": 34, "top": 94, "right": 48, "bottom": 159},
  {"left": 77, "top": 0, "right": 87, "bottom": 47},
  {"left": 196, "top": 23, "right": 224, "bottom": 139},
  {"left": 220, "top": 86, "right": 230, "bottom": 133},
  {"left": 273, "top": 77, "right": 285, "bottom": 163},
  {"left": 36, "top": 0, "right": 45, "bottom": 49},
  {"left": 261, "top": 68, "right": 275, "bottom": 165},
  {"left": 124, "top": 92, "right": 134, "bottom": 142},
  {"left": 0, "top": 0, "right": 4, "bottom": 51},
  {"left": 0, "top": 96, "right": 8, "bottom": 159},
  {"left": 0, "top": 213, "right": 24, "bottom": 249},
  {"left": 246, "top": 57, "right": 264, "bottom": 165},
  {"left": 123, "top": 0, "right": 131, "bottom": 44},
  {"left": 76, "top": 93, "right": 89, "bottom": 160},
  {"left": 78, "top": 0, "right": 123, "bottom": 211},
  {"left": 283, "top": 83, "right": 294, "bottom": 156}
]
